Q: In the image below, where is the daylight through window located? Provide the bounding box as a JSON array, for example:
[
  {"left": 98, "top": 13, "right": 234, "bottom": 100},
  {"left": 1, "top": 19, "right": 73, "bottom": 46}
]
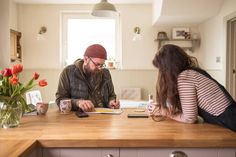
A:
[{"left": 61, "top": 12, "right": 121, "bottom": 67}]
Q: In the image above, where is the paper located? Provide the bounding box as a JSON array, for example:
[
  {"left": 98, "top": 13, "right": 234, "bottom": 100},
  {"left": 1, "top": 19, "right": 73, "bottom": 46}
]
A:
[
  {"left": 23, "top": 110, "right": 38, "bottom": 116},
  {"left": 120, "top": 99, "right": 148, "bottom": 108},
  {"left": 25, "top": 90, "right": 43, "bottom": 106},
  {"left": 87, "top": 108, "right": 123, "bottom": 114}
]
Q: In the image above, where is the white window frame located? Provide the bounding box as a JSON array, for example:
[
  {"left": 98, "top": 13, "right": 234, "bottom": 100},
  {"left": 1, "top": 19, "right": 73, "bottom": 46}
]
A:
[{"left": 60, "top": 11, "right": 122, "bottom": 68}]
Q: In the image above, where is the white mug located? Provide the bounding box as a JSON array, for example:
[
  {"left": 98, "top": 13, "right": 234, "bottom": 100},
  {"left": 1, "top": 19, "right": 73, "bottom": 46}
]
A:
[
  {"left": 59, "top": 99, "right": 72, "bottom": 114},
  {"left": 36, "top": 102, "right": 48, "bottom": 115}
]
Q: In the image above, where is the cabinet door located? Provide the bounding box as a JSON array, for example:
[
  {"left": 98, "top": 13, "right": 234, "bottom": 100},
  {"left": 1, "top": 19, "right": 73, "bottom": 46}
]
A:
[
  {"left": 21, "top": 146, "right": 42, "bottom": 157},
  {"left": 218, "top": 149, "right": 236, "bottom": 157},
  {"left": 120, "top": 148, "right": 236, "bottom": 157},
  {"left": 43, "top": 148, "right": 119, "bottom": 157}
]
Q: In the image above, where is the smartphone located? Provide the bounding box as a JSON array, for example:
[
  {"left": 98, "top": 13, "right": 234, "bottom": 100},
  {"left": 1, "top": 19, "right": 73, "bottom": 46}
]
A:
[
  {"left": 75, "top": 111, "right": 89, "bottom": 118},
  {"left": 127, "top": 113, "right": 149, "bottom": 118}
]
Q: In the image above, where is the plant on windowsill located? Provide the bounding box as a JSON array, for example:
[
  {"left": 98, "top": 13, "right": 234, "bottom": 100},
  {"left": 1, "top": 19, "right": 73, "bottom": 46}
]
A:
[
  {"left": 106, "top": 57, "right": 116, "bottom": 69},
  {"left": 0, "top": 64, "right": 48, "bottom": 128}
]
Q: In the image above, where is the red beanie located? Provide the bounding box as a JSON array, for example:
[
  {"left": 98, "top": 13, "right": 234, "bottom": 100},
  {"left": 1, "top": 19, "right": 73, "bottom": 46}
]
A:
[{"left": 84, "top": 44, "right": 107, "bottom": 60}]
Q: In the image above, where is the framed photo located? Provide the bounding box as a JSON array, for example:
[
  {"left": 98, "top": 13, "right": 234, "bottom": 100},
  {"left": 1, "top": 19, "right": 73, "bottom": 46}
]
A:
[
  {"left": 172, "top": 27, "right": 190, "bottom": 39},
  {"left": 25, "top": 90, "right": 43, "bottom": 106}
]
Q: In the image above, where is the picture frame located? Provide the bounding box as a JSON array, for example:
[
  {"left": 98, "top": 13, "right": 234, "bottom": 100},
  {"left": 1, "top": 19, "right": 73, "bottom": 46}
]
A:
[
  {"left": 172, "top": 27, "right": 190, "bottom": 39},
  {"left": 25, "top": 90, "right": 43, "bottom": 106}
]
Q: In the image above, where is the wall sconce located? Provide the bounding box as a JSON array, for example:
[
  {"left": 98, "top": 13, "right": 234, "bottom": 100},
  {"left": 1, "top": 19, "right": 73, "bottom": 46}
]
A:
[
  {"left": 133, "top": 27, "right": 142, "bottom": 41},
  {"left": 37, "top": 26, "right": 47, "bottom": 40},
  {"left": 39, "top": 26, "right": 47, "bottom": 34},
  {"left": 91, "top": 0, "right": 118, "bottom": 17}
]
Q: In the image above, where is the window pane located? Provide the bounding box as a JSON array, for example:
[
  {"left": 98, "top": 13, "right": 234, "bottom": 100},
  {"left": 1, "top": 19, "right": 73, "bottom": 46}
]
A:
[{"left": 67, "top": 18, "right": 116, "bottom": 64}]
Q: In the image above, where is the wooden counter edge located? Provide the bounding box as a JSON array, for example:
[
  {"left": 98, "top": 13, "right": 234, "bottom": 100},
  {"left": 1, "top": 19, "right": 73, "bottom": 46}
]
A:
[
  {"left": 38, "top": 139, "right": 236, "bottom": 148},
  {"left": 0, "top": 140, "right": 38, "bottom": 157}
]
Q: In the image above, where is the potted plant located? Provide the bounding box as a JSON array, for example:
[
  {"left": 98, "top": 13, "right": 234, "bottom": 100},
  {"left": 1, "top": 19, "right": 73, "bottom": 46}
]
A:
[
  {"left": 0, "top": 64, "right": 47, "bottom": 128},
  {"left": 106, "top": 58, "right": 115, "bottom": 69}
]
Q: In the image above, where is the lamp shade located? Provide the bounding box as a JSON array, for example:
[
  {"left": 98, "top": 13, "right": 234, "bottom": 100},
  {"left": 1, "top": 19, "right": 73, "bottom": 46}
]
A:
[{"left": 92, "top": 0, "right": 117, "bottom": 17}]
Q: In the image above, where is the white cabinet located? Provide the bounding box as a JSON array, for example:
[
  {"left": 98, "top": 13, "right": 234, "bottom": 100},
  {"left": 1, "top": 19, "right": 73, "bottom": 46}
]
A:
[
  {"left": 24, "top": 148, "right": 236, "bottom": 157},
  {"left": 120, "top": 148, "right": 236, "bottom": 157},
  {"left": 42, "top": 148, "right": 119, "bottom": 157}
]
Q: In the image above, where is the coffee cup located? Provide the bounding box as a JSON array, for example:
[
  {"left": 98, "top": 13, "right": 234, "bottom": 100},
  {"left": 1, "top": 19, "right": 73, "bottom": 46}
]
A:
[
  {"left": 36, "top": 102, "right": 48, "bottom": 115},
  {"left": 60, "top": 99, "right": 72, "bottom": 114}
]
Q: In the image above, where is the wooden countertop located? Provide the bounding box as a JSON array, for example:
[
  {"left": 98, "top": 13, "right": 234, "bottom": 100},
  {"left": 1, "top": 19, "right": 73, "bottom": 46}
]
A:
[
  {"left": 0, "top": 107, "right": 236, "bottom": 156},
  {"left": 0, "top": 140, "right": 37, "bottom": 157}
]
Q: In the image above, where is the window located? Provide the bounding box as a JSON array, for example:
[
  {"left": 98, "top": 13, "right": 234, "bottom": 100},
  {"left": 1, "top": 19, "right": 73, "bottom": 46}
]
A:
[{"left": 61, "top": 11, "right": 121, "bottom": 68}]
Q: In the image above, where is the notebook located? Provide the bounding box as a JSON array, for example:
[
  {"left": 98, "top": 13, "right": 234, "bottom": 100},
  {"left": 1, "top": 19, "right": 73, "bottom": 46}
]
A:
[{"left": 87, "top": 108, "right": 123, "bottom": 114}]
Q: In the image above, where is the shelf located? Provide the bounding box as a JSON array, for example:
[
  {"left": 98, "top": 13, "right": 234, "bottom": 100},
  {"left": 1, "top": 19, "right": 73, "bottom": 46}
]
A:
[
  {"left": 155, "top": 38, "right": 199, "bottom": 41},
  {"left": 155, "top": 38, "right": 200, "bottom": 52}
]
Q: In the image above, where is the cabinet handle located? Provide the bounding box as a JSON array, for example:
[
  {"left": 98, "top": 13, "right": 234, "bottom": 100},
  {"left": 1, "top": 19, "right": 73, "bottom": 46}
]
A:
[
  {"left": 170, "top": 151, "right": 188, "bottom": 157},
  {"left": 107, "top": 154, "right": 113, "bottom": 157},
  {"left": 233, "top": 69, "right": 236, "bottom": 74}
]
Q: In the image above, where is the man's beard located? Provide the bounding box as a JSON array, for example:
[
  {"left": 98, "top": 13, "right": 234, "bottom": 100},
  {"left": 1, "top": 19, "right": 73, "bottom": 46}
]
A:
[{"left": 84, "top": 64, "right": 99, "bottom": 77}]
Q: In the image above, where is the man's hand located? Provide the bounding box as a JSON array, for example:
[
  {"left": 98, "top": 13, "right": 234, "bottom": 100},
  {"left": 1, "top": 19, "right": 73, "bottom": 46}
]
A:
[
  {"left": 77, "top": 100, "right": 95, "bottom": 112},
  {"left": 108, "top": 99, "right": 120, "bottom": 109}
]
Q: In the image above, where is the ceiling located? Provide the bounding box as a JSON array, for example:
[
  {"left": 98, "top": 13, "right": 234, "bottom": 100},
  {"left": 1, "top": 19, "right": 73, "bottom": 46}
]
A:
[
  {"left": 14, "top": 0, "right": 153, "bottom": 4},
  {"left": 14, "top": 0, "right": 224, "bottom": 26}
]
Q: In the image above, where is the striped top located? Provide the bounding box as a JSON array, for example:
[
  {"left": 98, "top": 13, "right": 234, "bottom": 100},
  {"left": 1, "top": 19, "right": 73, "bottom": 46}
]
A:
[{"left": 177, "top": 69, "right": 231, "bottom": 122}]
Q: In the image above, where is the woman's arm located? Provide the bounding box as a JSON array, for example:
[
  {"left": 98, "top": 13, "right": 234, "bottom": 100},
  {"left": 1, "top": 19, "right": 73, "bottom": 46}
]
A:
[
  {"left": 152, "top": 71, "right": 198, "bottom": 123},
  {"left": 169, "top": 71, "right": 198, "bottom": 123}
]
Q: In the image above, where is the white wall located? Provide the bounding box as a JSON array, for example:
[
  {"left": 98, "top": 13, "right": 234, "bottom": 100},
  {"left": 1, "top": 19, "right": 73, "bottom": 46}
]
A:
[
  {"left": 18, "top": 4, "right": 61, "bottom": 69},
  {"left": 198, "top": 0, "right": 236, "bottom": 85},
  {"left": 0, "top": 0, "right": 10, "bottom": 68},
  {"left": 0, "top": 0, "right": 19, "bottom": 69},
  {"left": 10, "top": 0, "right": 18, "bottom": 30},
  {"left": 17, "top": 4, "right": 157, "bottom": 102},
  {"left": 119, "top": 4, "right": 157, "bottom": 69},
  {"left": 18, "top": 4, "right": 156, "bottom": 70}
]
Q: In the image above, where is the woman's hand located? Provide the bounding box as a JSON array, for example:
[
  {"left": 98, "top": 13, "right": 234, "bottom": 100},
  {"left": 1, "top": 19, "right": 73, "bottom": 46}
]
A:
[
  {"left": 147, "top": 102, "right": 169, "bottom": 116},
  {"left": 147, "top": 102, "right": 158, "bottom": 115},
  {"left": 77, "top": 100, "right": 95, "bottom": 112},
  {"left": 151, "top": 106, "right": 169, "bottom": 117}
]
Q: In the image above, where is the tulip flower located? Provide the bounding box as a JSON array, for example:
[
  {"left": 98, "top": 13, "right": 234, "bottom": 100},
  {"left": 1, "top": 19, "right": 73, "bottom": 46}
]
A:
[
  {"left": 38, "top": 79, "right": 48, "bottom": 87},
  {"left": 10, "top": 75, "right": 19, "bottom": 85},
  {"left": 11, "top": 64, "right": 23, "bottom": 74},
  {"left": 34, "top": 72, "right": 40, "bottom": 80},
  {"left": 0, "top": 64, "right": 48, "bottom": 114},
  {"left": 2, "top": 68, "right": 12, "bottom": 77}
]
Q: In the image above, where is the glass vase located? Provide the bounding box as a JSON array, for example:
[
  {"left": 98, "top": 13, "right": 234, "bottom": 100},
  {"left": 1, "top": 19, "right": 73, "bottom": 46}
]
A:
[{"left": 0, "top": 102, "right": 22, "bottom": 128}]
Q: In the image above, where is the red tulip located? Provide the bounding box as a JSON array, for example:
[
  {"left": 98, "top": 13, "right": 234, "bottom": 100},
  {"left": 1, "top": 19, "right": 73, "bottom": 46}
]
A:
[
  {"left": 16, "top": 64, "right": 23, "bottom": 73},
  {"left": 11, "top": 65, "right": 18, "bottom": 74},
  {"left": 34, "top": 72, "right": 40, "bottom": 80},
  {"left": 10, "top": 75, "right": 18, "bottom": 85},
  {"left": 1, "top": 68, "right": 12, "bottom": 77},
  {"left": 11, "top": 64, "right": 23, "bottom": 74},
  {"left": 38, "top": 79, "right": 47, "bottom": 87}
]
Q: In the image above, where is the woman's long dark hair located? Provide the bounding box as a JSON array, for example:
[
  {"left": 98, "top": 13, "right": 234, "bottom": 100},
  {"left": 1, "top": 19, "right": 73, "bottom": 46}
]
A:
[{"left": 152, "top": 44, "right": 199, "bottom": 114}]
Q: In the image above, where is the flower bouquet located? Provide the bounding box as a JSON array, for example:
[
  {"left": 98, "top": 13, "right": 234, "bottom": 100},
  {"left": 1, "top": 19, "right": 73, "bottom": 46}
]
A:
[{"left": 0, "top": 64, "right": 47, "bottom": 128}]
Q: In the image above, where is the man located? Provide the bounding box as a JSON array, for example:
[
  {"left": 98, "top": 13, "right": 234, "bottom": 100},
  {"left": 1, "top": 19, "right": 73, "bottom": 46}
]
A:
[{"left": 56, "top": 44, "right": 120, "bottom": 112}]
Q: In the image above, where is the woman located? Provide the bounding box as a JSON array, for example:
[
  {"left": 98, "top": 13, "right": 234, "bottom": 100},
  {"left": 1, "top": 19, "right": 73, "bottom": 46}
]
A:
[{"left": 149, "top": 44, "right": 236, "bottom": 131}]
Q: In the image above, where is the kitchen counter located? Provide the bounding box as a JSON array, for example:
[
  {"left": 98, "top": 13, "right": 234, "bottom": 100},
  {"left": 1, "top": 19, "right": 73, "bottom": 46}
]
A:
[
  {"left": 0, "top": 107, "right": 236, "bottom": 156},
  {"left": 0, "top": 140, "right": 37, "bottom": 157}
]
